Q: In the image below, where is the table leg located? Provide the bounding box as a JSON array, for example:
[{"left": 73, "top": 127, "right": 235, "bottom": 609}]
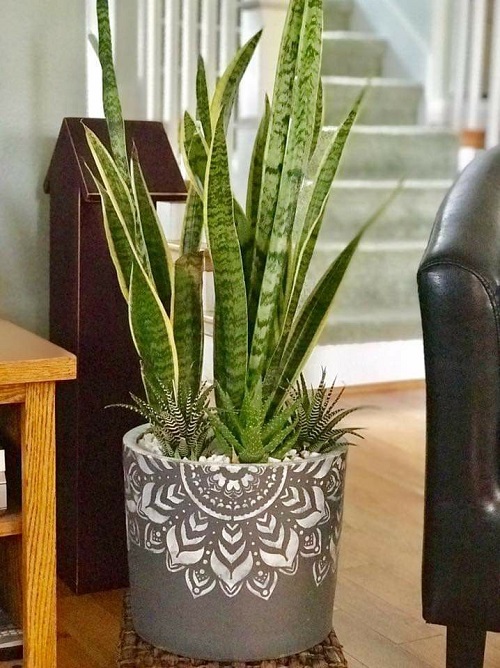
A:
[{"left": 21, "top": 382, "right": 57, "bottom": 668}]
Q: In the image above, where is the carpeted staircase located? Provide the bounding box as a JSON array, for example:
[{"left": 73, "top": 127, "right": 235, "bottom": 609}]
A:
[
  {"left": 316, "top": 0, "right": 458, "bottom": 345},
  {"left": 233, "top": 0, "right": 459, "bottom": 349}
]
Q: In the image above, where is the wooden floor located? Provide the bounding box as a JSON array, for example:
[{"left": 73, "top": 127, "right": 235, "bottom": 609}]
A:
[{"left": 56, "top": 387, "right": 500, "bottom": 667}]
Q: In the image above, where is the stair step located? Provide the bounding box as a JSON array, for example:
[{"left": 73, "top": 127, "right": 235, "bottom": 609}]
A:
[
  {"left": 314, "top": 126, "right": 459, "bottom": 179},
  {"left": 315, "top": 179, "right": 451, "bottom": 243},
  {"left": 324, "top": 0, "right": 354, "bottom": 31},
  {"left": 305, "top": 244, "right": 424, "bottom": 315},
  {"left": 322, "top": 32, "right": 386, "bottom": 78},
  {"left": 319, "top": 311, "right": 423, "bottom": 344},
  {"left": 323, "top": 76, "right": 422, "bottom": 126}
]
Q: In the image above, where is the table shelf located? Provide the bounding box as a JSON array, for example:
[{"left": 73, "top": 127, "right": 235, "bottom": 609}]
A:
[{"left": 0, "top": 509, "right": 22, "bottom": 538}]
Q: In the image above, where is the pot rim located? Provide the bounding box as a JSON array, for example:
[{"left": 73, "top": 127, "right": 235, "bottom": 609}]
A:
[{"left": 123, "top": 424, "right": 348, "bottom": 468}]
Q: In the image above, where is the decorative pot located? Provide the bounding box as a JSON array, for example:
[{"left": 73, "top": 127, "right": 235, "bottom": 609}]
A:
[{"left": 123, "top": 425, "right": 347, "bottom": 661}]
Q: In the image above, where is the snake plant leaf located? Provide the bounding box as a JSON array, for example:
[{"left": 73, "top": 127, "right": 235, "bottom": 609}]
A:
[
  {"left": 85, "top": 126, "right": 136, "bottom": 237},
  {"left": 94, "top": 180, "right": 133, "bottom": 300},
  {"left": 173, "top": 252, "right": 204, "bottom": 396},
  {"left": 310, "top": 78, "right": 324, "bottom": 159},
  {"left": 129, "top": 262, "right": 179, "bottom": 398},
  {"left": 270, "top": 227, "right": 366, "bottom": 410},
  {"left": 246, "top": 95, "right": 271, "bottom": 234},
  {"left": 284, "top": 94, "right": 364, "bottom": 344},
  {"left": 181, "top": 186, "right": 204, "bottom": 255},
  {"left": 248, "top": 0, "right": 307, "bottom": 321},
  {"left": 96, "top": 0, "right": 129, "bottom": 182},
  {"left": 204, "top": 113, "right": 248, "bottom": 411},
  {"left": 234, "top": 200, "right": 254, "bottom": 292},
  {"left": 210, "top": 30, "right": 263, "bottom": 131},
  {"left": 131, "top": 148, "right": 174, "bottom": 315},
  {"left": 180, "top": 112, "right": 208, "bottom": 196},
  {"left": 196, "top": 56, "right": 212, "bottom": 145},
  {"left": 248, "top": 0, "right": 323, "bottom": 387}
]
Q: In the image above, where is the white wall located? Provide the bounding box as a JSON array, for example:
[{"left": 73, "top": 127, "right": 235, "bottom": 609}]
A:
[{"left": 0, "top": 1, "right": 87, "bottom": 336}]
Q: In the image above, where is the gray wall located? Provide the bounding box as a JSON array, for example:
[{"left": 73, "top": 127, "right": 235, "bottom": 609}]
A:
[{"left": 0, "top": 1, "right": 87, "bottom": 336}]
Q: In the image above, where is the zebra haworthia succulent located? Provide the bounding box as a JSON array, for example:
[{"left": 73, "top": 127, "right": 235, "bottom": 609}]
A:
[{"left": 87, "top": 0, "right": 371, "bottom": 463}]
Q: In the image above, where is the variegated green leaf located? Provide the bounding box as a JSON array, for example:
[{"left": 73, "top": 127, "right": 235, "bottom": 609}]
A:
[
  {"left": 283, "top": 93, "right": 364, "bottom": 345},
  {"left": 310, "top": 77, "right": 324, "bottom": 158},
  {"left": 180, "top": 112, "right": 208, "bottom": 196},
  {"left": 94, "top": 180, "right": 133, "bottom": 300},
  {"left": 131, "top": 148, "right": 174, "bottom": 315},
  {"left": 204, "top": 113, "right": 248, "bottom": 411},
  {"left": 248, "top": 0, "right": 323, "bottom": 387},
  {"left": 129, "top": 262, "right": 179, "bottom": 397},
  {"left": 85, "top": 126, "right": 136, "bottom": 237},
  {"left": 234, "top": 200, "right": 254, "bottom": 292},
  {"left": 96, "top": 0, "right": 129, "bottom": 181},
  {"left": 181, "top": 186, "right": 204, "bottom": 255},
  {"left": 246, "top": 95, "right": 271, "bottom": 233},
  {"left": 211, "top": 30, "right": 262, "bottom": 130},
  {"left": 196, "top": 56, "right": 212, "bottom": 144},
  {"left": 173, "top": 252, "right": 204, "bottom": 395},
  {"left": 248, "top": 0, "right": 307, "bottom": 321},
  {"left": 270, "top": 227, "right": 365, "bottom": 410}
]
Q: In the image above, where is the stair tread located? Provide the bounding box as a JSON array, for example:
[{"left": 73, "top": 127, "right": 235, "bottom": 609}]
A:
[
  {"left": 323, "top": 125, "right": 456, "bottom": 136},
  {"left": 323, "top": 30, "right": 386, "bottom": 42},
  {"left": 322, "top": 75, "right": 421, "bottom": 89}
]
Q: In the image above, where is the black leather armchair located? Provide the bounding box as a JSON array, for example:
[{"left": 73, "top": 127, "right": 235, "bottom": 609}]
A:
[{"left": 418, "top": 147, "right": 500, "bottom": 668}]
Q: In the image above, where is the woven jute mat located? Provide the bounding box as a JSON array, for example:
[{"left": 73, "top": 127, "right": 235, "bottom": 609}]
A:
[{"left": 117, "top": 594, "right": 348, "bottom": 668}]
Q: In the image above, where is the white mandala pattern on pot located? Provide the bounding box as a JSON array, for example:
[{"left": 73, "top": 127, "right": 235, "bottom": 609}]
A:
[{"left": 124, "top": 449, "right": 346, "bottom": 600}]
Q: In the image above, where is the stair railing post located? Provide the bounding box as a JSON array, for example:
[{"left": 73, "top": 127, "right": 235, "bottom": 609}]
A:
[
  {"left": 486, "top": 0, "right": 500, "bottom": 148},
  {"left": 239, "top": 0, "right": 288, "bottom": 116}
]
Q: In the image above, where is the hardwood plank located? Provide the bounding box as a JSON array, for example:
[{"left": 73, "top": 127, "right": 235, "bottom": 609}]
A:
[
  {"left": 403, "top": 632, "right": 500, "bottom": 668},
  {"left": 333, "top": 610, "right": 434, "bottom": 668}
]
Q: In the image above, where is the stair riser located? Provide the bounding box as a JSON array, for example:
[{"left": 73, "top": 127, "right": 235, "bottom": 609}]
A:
[
  {"left": 322, "top": 37, "right": 386, "bottom": 77},
  {"left": 323, "top": 81, "right": 422, "bottom": 126},
  {"left": 317, "top": 130, "right": 459, "bottom": 180},
  {"left": 320, "top": 184, "right": 449, "bottom": 243},
  {"left": 324, "top": 1, "right": 353, "bottom": 30},
  {"left": 319, "top": 318, "right": 422, "bottom": 345},
  {"left": 306, "top": 246, "right": 423, "bottom": 314}
]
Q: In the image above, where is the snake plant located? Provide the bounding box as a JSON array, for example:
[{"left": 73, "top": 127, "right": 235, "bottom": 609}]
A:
[{"left": 87, "top": 0, "right": 371, "bottom": 462}]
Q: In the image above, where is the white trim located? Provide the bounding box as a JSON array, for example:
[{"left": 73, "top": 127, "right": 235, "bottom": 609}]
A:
[
  {"left": 303, "top": 340, "right": 425, "bottom": 387},
  {"left": 203, "top": 338, "right": 425, "bottom": 387}
]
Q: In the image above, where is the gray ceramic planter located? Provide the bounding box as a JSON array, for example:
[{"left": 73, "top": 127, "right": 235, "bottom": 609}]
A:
[{"left": 123, "top": 425, "right": 347, "bottom": 661}]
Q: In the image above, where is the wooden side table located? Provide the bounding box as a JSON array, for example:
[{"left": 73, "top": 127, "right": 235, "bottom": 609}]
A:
[{"left": 0, "top": 320, "right": 76, "bottom": 667}]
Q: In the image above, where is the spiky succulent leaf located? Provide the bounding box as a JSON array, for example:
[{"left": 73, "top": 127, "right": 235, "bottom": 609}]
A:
[
  {"left": 116, "top": 383, "right": 215, "bottom": 459},
  {"left": 131, "top": 148, "right": 174, "bottom": 315},
  {"left": 210, "top": 30, "right": 263, "bottom": 131},
  {"left": 96, "top": 0, "right": 128, "bottom": 182},
  {"left": 290, "top": 372, "right": 363, "bottom": 454},
  {"left": 173, "top": 252, "right": 204, "bottom": 396},
  {"left": 205, "top": 113, "right": 248, "bottom": 411},
  {"left": 248, "top": 0, "right": 323, "bottom": 387},
  {"left": 196, "top": 56, "right": 212, "bottom": 144},
  {"left": 246, "top": 96, "right": 271, "bottom": 230},
  {"left": 129, "top": 262, "right": 179, "bottom": 400}
]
